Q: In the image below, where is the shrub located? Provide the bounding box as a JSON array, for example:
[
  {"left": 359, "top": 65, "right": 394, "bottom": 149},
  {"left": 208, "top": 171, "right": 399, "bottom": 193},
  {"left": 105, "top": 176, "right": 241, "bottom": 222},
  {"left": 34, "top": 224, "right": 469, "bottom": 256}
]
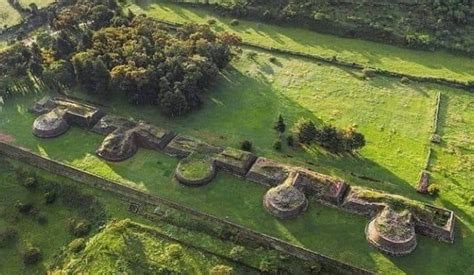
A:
[
  {"left": 274, "top": 115, "right": 286, "bottom": 134},
  {"left": 210, "top": 265, "right": 233, "bottom": 275},
  {"left": 37, "top": 213, "right": 48, "bottom": 225},
  {"left": 401, "top": 76, "right": 410, "bottom": 84},
  {"left": 469, "top": 196, "right": 474, "bottom": 206},
  {"left": 44, "top": 191, "right": 57, "bottom": 204},
  {"left": 229, "top": 245, "right": 245, "bottom": 261},
  {"left": 230, "top": 19, "right": 239, "bottom": 26},
  {"left": 259, "top": 257, "right": 279, "bottom": 273},
  {"left": 23, "top": 177, "right": 38, "bottom": 190},
  {"left": 207, "top": 19, "right": 217, "bottom": 25},
  {"left": 241, "top": 140, "right": 252, "bottom": 151},
  {"left": 15, "top": 201, "right": 33, "bottom": 214},
  {"left": 246, "top": 51, "right": 257, "bottom": 59},
  {"left": 269, "top": 56, "right": 277, "bottom": 63},
  {"left": 295, "top": 118, "right": 317, "bottom": 144},
  {"left": 286, "top": 135, "right": 294, "bottom": 147},
  {"left": 22, "top": 247, "right": 42, "bottom": 265},
  {"left": 165, "top": 244, "right": 183, "bottom": 258},
  {"left": 427, "top": 184, "right": 440, "bottom": 196},
  {"left": 362, "top": 68, "right": 376, "bottom": 78},
  {"left": 70, "top": 219, "right": 91, "bottom": 237},
  {"left": 273, "top": 140, "right": 282, "bottom": 151},
  {"left": 68, "top": 238, "right": 86, "bottom": 253},
  {"left": 0, "top": 227, "right": 18, "bottom": 248}
]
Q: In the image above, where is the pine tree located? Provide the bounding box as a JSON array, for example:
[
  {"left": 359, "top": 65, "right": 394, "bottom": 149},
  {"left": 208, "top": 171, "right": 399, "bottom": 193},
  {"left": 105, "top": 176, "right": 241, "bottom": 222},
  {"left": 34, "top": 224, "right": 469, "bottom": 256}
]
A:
[{"left": 274, "top": 114, "right": 286, "bottom": 134}]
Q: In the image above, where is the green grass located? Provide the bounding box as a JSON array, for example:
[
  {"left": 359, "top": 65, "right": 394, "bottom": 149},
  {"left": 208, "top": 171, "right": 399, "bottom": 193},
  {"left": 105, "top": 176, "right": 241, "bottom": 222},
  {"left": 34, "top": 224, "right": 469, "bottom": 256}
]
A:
[
  {"left": 54, "top": 219, "right": 251, "bottom": 274},
  {"left": 177, "top": 156, "right": 213, "bottom": 180},
  {"left": 0, "top": 2, "right": 22, "bottom": 28},
  {"left": 18, "top": 0, "right": 55, "bottom": 8},
  {"left": 1, "top": 47, "right": 472, "bottom": 273},
  {"left": 125, "top": 1, "right": 474, "bottom": 84}
]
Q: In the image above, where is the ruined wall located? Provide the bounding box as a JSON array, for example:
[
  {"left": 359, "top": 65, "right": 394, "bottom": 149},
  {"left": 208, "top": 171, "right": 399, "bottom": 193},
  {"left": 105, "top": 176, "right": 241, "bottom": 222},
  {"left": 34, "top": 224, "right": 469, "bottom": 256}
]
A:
[{"left": 0, "top": 140, "right": 372, "bottom": 275}]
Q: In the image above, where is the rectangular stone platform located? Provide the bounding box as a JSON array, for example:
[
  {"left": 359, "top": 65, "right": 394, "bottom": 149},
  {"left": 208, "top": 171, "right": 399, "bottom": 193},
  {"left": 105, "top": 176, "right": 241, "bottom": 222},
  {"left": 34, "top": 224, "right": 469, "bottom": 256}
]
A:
[
  {"left": 246, "top": 157, "right": 293, "bottom": 187},
  {"left": 293, "top": 169, "right": 348, "bottom": 206},
  {"left": 213, "top": 147, "right": 257, "bottom": 177},
  {"left": 163, "top": 135, "right": 223, "bottom": 158},
  {"left": 133, "top": 122, "right": 176, "bottom": 151},
  {"left": 91, "top": 115, "right": 138, "bottom": 135}
]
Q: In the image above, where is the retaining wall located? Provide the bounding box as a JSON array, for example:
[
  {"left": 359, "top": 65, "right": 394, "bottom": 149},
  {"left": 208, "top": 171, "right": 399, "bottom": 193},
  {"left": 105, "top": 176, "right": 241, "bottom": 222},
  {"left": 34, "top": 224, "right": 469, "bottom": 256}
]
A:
[{"left": 0, "top": 140, "right": 372, "bottom": 275}]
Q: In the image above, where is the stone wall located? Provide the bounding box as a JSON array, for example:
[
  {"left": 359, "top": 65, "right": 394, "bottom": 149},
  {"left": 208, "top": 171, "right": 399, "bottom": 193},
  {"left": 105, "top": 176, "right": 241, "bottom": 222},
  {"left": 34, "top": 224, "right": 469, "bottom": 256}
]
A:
[{"left": 0, "top": 140, "right": 372, "bottom": 274}]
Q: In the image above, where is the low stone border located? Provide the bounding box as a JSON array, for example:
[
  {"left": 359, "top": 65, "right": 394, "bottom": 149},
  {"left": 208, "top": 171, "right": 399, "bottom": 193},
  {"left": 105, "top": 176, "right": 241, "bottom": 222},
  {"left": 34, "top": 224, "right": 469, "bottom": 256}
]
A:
[{"left": 175, "top": 157, "right": 217, "bottom": 187}]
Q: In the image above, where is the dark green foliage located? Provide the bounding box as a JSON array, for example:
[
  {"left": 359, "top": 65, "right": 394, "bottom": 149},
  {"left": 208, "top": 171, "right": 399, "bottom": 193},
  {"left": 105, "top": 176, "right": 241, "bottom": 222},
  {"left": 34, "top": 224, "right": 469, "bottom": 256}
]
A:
[
  {"left": 230, "top": 19, "right": 239, "bottom": 26},
  {"left": 0, "top": 227, "right": 18, "bottom": 248},
  {"left": 45, "top": 60, "right": 76, "bottom": 88},
  {"left": 70, "top": 219, "right": 91, "bottom": 237},
  {"left": 428, "top": 184, "right": 440, "bottom": 196},
  {"left": 229, "top": 245, "right": 245, "bottom": 261},
  {"left": 23, "top": 177, "right": 38, "bottom": 190},
  {"left": 22, "top": 247, "right": 42, "bottom": 265},
  {"left": 240, "top": 140, "right": 252, "bottom": 151},
  {"left": 44, "top": 191, "right": 57, "bottom": 204},
  {"left": 259, "top": 256, "right": 279, "bottom": 273},
  {"left": 51, "top": 31, "right": 76, "bottom": 60},
  {"left": 273, "top": 140, "right": 282, "bottom": 151},
  {"left": 15, "top": 201, "right": 33, "bottom": 214},
  {"left": 286, "top": 135, "right": 294, "bottom": 147},
  {"left": 274, "top": 115, "right": 286, "bottom": 134},
  {"left": 89, "top": 4, "right": 115, "bottom": 29},
  {"left": 295, "top": 118, "right": 317, "bottom": 144},
  {"left": 68, "top": 238, "right": 86, "bottom": 253},
  {"left": 37, "top": 213, "right": 48, "bottom": 225},
  {"left": 469, "top": 196, "right": 474, "bottom": 206}
]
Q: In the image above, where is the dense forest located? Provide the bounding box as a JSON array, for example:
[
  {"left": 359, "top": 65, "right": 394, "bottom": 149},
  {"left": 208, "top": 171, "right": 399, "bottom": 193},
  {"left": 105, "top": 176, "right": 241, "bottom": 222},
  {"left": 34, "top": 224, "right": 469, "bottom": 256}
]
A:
[
  {"left": 193, "top": 0, "right": 474, "bottom": 55},
  {"left": 1, "top": 0, "right": 241, "bottom": 117}
]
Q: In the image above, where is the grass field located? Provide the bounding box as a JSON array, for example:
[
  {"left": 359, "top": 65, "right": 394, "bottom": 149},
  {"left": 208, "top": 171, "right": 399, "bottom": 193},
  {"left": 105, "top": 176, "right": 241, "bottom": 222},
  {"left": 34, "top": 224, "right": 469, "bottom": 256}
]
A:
[
  {"left": 54, "top": 219, "right": 251, "bottom": 274},
  {"left": 0, "top": 2, "right": 22, "bottom": 28},
  {"left": 18, "top": 0, "right": 56, "bottom": 8},
  {"left": 125, "top": 1, "right": 474, "bottom": 84},
  {"left": 1, "top": 46, "right": 472, "bottom": 273}
]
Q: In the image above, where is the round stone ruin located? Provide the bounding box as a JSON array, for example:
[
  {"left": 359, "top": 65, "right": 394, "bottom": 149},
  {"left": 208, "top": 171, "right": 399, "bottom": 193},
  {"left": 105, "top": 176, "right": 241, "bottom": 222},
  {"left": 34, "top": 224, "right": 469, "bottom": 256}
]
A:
[
  {"left": 32, "top": 108, "right": 70, "bottom": 138},
  {"left": 366, "top": 207, "right": 417, "bottom": 256},
  {"left": 263, "top": 181, "right": 308, "bottom": 219}
]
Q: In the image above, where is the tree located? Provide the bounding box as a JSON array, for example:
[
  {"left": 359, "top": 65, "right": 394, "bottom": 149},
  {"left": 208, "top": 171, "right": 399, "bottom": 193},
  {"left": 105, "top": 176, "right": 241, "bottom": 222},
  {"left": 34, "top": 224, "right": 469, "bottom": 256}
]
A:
[
  {"left": 92, "top": 59, "right": 110, "bottom": 96},
  {"left": 159, "top": 90, "right": 189, "bottom": 117},
  {"left": 316, "top": 125, "right": 342, "bottom": 152},
  {"left": 295, "top": 118, "right": 317, "bottom": 144},
  {"left": 274, "top": 114, "right": 286, "bottom": 134}
]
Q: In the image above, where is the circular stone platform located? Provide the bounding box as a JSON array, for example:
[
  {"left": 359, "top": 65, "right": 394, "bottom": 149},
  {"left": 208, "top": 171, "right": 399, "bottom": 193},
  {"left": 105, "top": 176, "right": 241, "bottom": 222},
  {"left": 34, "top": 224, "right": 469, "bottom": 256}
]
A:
[
  {"left": 366, "top": 207, "right": 417, "bottom": 256},
  {"left": 263, "top": 183, "right": 308, "bottom": 219},
  {"left": 96, "top": 130, "right": 138, "bottom": 162},
  {"left": 175, "top": 155, "right": 216, "bottom": 187},
  {"left": 32, "top": 108, "right": 70, "bottom": 138}
]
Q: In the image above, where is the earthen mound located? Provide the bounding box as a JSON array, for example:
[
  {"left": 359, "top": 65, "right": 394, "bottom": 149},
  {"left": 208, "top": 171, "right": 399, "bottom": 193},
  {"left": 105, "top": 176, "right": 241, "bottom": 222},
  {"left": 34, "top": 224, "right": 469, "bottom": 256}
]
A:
[
  {"left": 366, "top": 207, "right": 417, "bottom": 256},
  {"left": 96, "top": 129, "right": 137, "bottom": 161},
  {"left": 263, "top": 183, "right": 308, "bottom": 219},
  {"left": 32, "top": 108, "right": 70, "bottom": 138}
]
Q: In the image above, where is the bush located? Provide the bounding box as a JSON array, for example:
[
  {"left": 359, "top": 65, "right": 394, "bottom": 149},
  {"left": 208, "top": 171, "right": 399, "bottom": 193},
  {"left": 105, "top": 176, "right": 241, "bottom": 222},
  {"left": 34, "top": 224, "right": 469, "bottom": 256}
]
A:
[
  {"left": 259, "top": 257, "right": 279, "bottom": 273},
  {"left": 210, "top": 265, "right": 233, "bottom": 275},
  {"left": 269, "top": 56, "right": 277, "bottom": 63},
  {"left": 295, "top": 118, "right": 317, "bottom": 144},
  {"left": 230, "top": 19, "right": 239, "bottom": 26},
  {"left": 286, "top": 135, "right": 294, "bottom": 147},
  {"left": 427, "top": 184, "right": 440, "bottom": 196},
  {"left": 241, "top": 140, "right": 252, "bottom": 151},
  {"left": 23, "top": 247, "right": 42, "bottom": 265},
  {"left": 37, "top": 213, "right": 48, "bottom": 225},
  {"left": 23, "top": 177, "right": 38, "bottom": 190},
  {"left": 15, "top": 201, "right": 33, "bottom": 214},
  {"left": 469, "top": 196, "right": 474, "bottom": 206},
  {"left": 362, "top": 67, "right": 376, "bottom": 78},
  {"left": 207, "top": 19, "right": 217, "bottom": 25},
  {"left": 0, "top": 227, "right": 18, "bottom": 248},
  {"left": 229, "top": 245, "right": 245, "bottom": 261},
  {"left": 246, "top": 51, "right": 257, "bottom": 59},
  {"left": 165, "top": 244, "right": 183, "bottom": 258},
  {"left": 44, "top": 191, "right": 57, "bottom": 204},
  {"left": 70, "top": 219, "right": 91, "bottom": 237},
  {"left": 68, "top": 238, "right": 86, "bottom": 253},
  {"left": 273, "top": 140, "right": 282, "bottom": 151},
  {"left": 401, "top": 76, "right": 410, "bottom": 84}
]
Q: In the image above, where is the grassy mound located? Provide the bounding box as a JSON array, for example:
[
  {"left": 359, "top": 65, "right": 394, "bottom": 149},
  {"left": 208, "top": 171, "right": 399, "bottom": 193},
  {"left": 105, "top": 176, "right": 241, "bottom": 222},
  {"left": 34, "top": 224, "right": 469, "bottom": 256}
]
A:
[
  {"left": 176, "top": 153, "right": 216, "bottom": 185},
  {"left": 53, "top": 219, "right": 250, "bottom": 274}
]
